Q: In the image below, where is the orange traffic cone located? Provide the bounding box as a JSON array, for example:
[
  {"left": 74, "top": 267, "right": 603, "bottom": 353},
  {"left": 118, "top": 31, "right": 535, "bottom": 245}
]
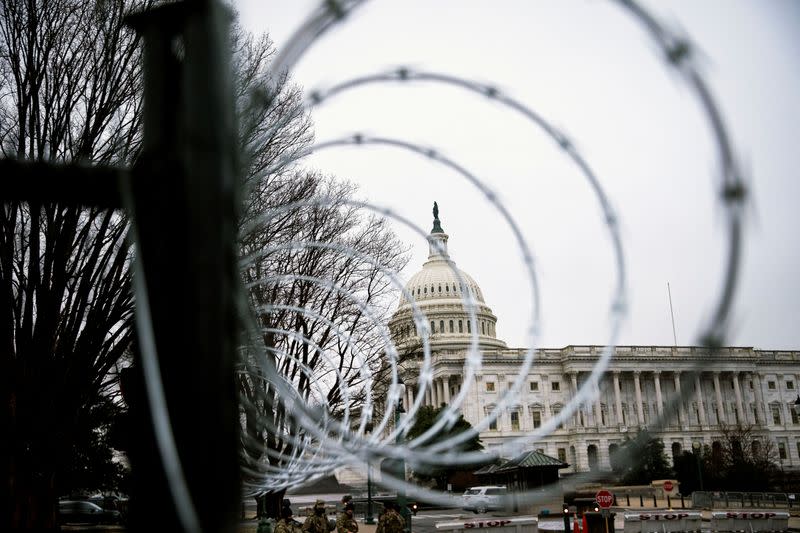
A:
[
  {"left": 582, "top": 514, "right": 588, "bottom": 533},
  {"left": 573, "top": 513, "right": 581, "bottom": 533}
]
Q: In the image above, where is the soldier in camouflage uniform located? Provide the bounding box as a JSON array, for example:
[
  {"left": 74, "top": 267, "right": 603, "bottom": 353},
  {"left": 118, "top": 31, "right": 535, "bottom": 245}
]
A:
[
  {"left": 275, "top": 506, "right": 303, "bottom": 533},
  {"left": 376, "top": 501, "right": 405, "bottom": 533},
  {"left": 336, "top": 502, "right": 358, "bottom": 533},
  {"left": 303, "top": 499, "right": 333, "bottom": 533}
]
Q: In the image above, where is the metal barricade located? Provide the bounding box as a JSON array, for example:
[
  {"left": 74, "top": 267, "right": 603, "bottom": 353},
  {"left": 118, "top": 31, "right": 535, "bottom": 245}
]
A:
[
  {"left": 435, "top": 516, "right": 538, "bottom": 533},
  {"left": 710, "top": 510, "right": 790, "bottom": 532},
  {"left": 622, "top": 511, "right": 702, "bottom": 532}
]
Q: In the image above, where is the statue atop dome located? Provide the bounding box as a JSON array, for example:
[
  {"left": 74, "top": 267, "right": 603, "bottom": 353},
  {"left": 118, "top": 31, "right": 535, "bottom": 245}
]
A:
[{"left": 431, "top": 201, "right": 444, "bottom": 234}]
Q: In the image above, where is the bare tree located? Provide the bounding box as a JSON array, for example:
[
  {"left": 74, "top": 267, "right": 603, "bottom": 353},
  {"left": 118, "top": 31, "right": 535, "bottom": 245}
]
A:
[
  {"left": 0, "top": 1, "right": 145, "bottom": 528},
  {"left": 0, "top": 1, "right": 312, "bottom": 528},
  {"left": 238, "top": 176, "right": 410, "bottom": 516}
]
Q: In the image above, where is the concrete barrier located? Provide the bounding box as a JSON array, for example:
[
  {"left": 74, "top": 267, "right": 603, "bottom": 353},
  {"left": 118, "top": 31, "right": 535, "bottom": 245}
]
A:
[
  {"left": 710, "top": 510, "right": 790, "bottom": 532},
  {"left": 622, "top": 510, "right": 702, "bottom": 532},
  {"left": 435, "top": 516, "right": 538, "bottom": 533}
]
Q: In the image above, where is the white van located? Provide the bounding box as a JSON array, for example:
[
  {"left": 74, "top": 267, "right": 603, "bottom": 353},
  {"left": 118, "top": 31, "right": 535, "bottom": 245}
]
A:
[{"left": 462, "top": 485, "right": 508, "bottom": 513}]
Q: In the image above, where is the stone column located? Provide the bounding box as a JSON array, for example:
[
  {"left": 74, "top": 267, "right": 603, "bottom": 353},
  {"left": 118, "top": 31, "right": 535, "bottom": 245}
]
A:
[
  {"left": 674, "top": 372, "right": 687, "bottom": 425},
  {"left": 443, "top": 376, "right": 451, "bottom": 405},
  {"left": 613, "top": 372, "right": 623, "bottom": 426},
  {"left": 754, "top": 373, "right": 767, "bottom": 425},
  {"left": 407, "top": 386, "right": 415, "bottom": 410},
  {"left": 634, "top": 371, "right": 644, "bottom": 425},
  {"left": 713, "top": 372, "right": 726, "bottom": 425},
  {"left": 425, "top": 384, "right": 432, "bottom": 407},
  {"left": 695, "top": 374, "right": 707, "bottom": 426},
  {"left": 654, "top": 371, "right": 664, "bottom": 417},
  {"left": 542, "top": 374, "right": 551, "bottom": 418},
  {"left": 732, "top": 372, "right": 744, "bottom": 424},
  {"left": 570, "top": 373, "right": 580, "bottom": 427},
  {"left": 594, "top": 380, "right": 603, "bottom": 428}
]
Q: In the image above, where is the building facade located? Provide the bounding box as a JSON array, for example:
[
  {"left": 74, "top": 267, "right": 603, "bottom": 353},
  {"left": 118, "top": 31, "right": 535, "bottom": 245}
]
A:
[{"left": 389, "top": 207, "right": 800, "bottom": 474}]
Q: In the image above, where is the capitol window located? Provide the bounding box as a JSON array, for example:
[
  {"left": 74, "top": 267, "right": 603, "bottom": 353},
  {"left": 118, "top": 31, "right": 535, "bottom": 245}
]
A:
[
  {"left": 430, "top": 320, "right": 435, "bottom": 334},
  {"left": 489, "top": 418, "right": 497, "bottom": 431},
  {"left": 458, "top": 320, "right": 463, "bottom": 333},
  {"left": 510, "top": 411, "right": 519, "bottom": 430},
  {"left": 449, "top": 320, "right": 454, "bottom": 333},
  {"left": 551, "top": 381, "right": 560, "bottom": 391},
  {"left": 532, "top": 411, "right": 541, "bottom": 428},
  {"left": 485, "top": 382, "right": 495, "bottom": 392},
  {"left": 788, "top": 380, "right": 795, "bottom": 390},
  {"left": 530, "top": 382, "right": 539, "bottom": 391},
  {"left": 771, "top": 404, "right": 782, "bottom": 425},
  {"left": 768, "top": 381, "right": 776, "bottom": 390}
]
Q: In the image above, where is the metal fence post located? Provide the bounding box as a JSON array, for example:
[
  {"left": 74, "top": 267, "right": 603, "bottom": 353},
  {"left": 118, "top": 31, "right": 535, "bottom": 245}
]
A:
[{"left": 124, "top": 2, "right": 240, "bottom": 532}]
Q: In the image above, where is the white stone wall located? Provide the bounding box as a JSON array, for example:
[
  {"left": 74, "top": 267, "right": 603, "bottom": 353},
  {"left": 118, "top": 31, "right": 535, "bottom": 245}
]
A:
[{"left": 414, "top": 346, "right": 800, "bottom": 474}]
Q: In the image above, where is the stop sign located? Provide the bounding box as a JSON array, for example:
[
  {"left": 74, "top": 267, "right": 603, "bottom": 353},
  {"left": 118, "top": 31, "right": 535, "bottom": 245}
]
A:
[
  {"left": 596, "top": 489, "right": 614, "bottom": 509},
  {"left": 663, "top": 481, "right": 674, "bottom": 492}
]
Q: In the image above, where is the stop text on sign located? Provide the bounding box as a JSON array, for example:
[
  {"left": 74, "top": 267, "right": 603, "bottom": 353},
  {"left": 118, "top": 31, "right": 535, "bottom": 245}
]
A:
[
  {"left": 725, "top": 512, "right": 777, "bottom": 519},
  {"left": 639, "top": 513, "right": 689, "bottom": 521},
  {"left": 595, "top": 490, "right": 614, "bottom": 508},
  {"left": 463, "top": 520, "right": 513, "bottom": 528}
]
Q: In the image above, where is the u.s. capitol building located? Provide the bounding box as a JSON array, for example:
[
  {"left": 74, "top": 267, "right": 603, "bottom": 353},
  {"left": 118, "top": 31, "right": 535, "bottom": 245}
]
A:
[{"left": 388, "top": 206, "right": 800, "bottom": 474}]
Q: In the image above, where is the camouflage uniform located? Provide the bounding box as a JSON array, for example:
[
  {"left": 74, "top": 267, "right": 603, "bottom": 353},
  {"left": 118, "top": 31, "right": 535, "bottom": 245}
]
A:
[
  {"left": 336, "top": 511, "right": 358, "bottom": 533},
  {"left": 275, "top": 518, "right": 303, "bottom": 533},
  {"left": 303, "top": 501, "right": 333, "bottom": 533},
  {"left": 376, "top": 508, "right": 404, "bottom": 533}
]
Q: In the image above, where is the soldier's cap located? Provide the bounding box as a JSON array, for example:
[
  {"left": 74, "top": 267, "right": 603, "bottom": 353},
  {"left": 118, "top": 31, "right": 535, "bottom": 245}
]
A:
[
  {"left": 341, "top": 495, "right": 353, "bottom": 503},
  {"left": 314, "top": 499, "right": 326, "bottom": 508},
  {"left": 344, "top": 502, "right": 355, "bottom": 511}
]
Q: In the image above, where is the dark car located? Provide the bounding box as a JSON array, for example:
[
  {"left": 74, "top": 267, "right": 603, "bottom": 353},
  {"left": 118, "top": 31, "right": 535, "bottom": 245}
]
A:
[{"left": 59, "top": 500, "right": 121, "bottom": 525}]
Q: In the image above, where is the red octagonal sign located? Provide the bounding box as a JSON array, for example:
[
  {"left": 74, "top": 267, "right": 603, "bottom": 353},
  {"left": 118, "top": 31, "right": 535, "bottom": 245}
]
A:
[
  {"left": 663, "top": 481, "right": 674, "bottom": 492},
  {"left": 596, "top": 490, "right": 614, "bottom": 509}
]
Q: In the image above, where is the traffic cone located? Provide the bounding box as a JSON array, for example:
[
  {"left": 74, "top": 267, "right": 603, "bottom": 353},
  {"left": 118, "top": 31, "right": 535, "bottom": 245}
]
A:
[
  {"left": 573, "top": 513, "right": 581, "bottom": 533},
  {"left": 582, "top": 514, "right": 588, "bottom": 533}
]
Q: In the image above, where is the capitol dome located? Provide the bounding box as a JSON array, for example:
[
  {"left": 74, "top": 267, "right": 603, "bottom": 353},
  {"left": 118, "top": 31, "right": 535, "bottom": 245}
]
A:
[{"left": 389, "top": 203, "right": 506, "bottom": 350}]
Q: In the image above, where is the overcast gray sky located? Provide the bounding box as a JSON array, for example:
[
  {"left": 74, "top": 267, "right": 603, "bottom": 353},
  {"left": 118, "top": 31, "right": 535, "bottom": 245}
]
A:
[{"left": 235, "top": 0, "right": 800, "bottom": 351}]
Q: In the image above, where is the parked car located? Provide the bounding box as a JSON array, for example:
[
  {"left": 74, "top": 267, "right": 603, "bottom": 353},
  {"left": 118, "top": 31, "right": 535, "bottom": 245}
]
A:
[
  {"left": 462, "top": 486, "right": 508, "bottom": 513},
  {"left": 59, "top": 500, "right": 121, "bottom": 525}
]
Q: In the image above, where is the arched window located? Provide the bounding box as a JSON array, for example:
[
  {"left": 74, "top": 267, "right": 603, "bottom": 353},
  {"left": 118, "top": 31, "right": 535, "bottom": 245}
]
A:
[
  {"left": 439, "top": 320, "right": 444, "bottom": 334},
  {"left": 423, "top": 287, "right": 427, "bottom": 294},
  {"left": 481, "top": 321, "right": 485, "bottom": 335},
  {"left": 449, "top": 320, "right": 454, "bottom": 333},
  {"left": 467, "top": 321, "right": 471, "bottom": 333},
  {"left": 671, "top": 442, "right": 682, "bottom": 466},
  {"left": 609, "top": 443, "right": 621, "bottom": 472},
  {"left": 430, "top": 320, "right": 435, "bottom": 334},
  {"left": 458, "top": 320, "right": 463, "bottom": 333},
  {"left": 445, "top": 285, "right": 449, "bottom": 293},
  {"left": 587, "top": 445, "right": 599, "bottom": 471},
  {"left": 438, "top": 284, "right": 442, "bottom": 292}
]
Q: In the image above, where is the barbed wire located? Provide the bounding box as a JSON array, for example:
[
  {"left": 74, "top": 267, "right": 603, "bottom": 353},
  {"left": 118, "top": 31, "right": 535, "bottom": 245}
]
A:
[
  {"left": 229, "top": 0, "right": 749, "bottom": 512},
  {"left": 110, "top": 0, "right": 753, "bottom": 522}
]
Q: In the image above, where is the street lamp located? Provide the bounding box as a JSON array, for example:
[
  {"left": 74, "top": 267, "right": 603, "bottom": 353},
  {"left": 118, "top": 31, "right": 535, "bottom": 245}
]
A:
[
  {"left": 395, "top": 379, "right": 411, "bottom": 533},
  {"left": 365, "top": 423, "right": 375, "bottom": 525},
  {"left": 691, "top": 441, "right": 704, "bottom": 492}
]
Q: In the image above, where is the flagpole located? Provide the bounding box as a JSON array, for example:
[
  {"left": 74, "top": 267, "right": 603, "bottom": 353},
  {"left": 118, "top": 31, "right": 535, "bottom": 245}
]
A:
[{"left": 667, "top": 282, "right": 678, "bottom": 346}]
